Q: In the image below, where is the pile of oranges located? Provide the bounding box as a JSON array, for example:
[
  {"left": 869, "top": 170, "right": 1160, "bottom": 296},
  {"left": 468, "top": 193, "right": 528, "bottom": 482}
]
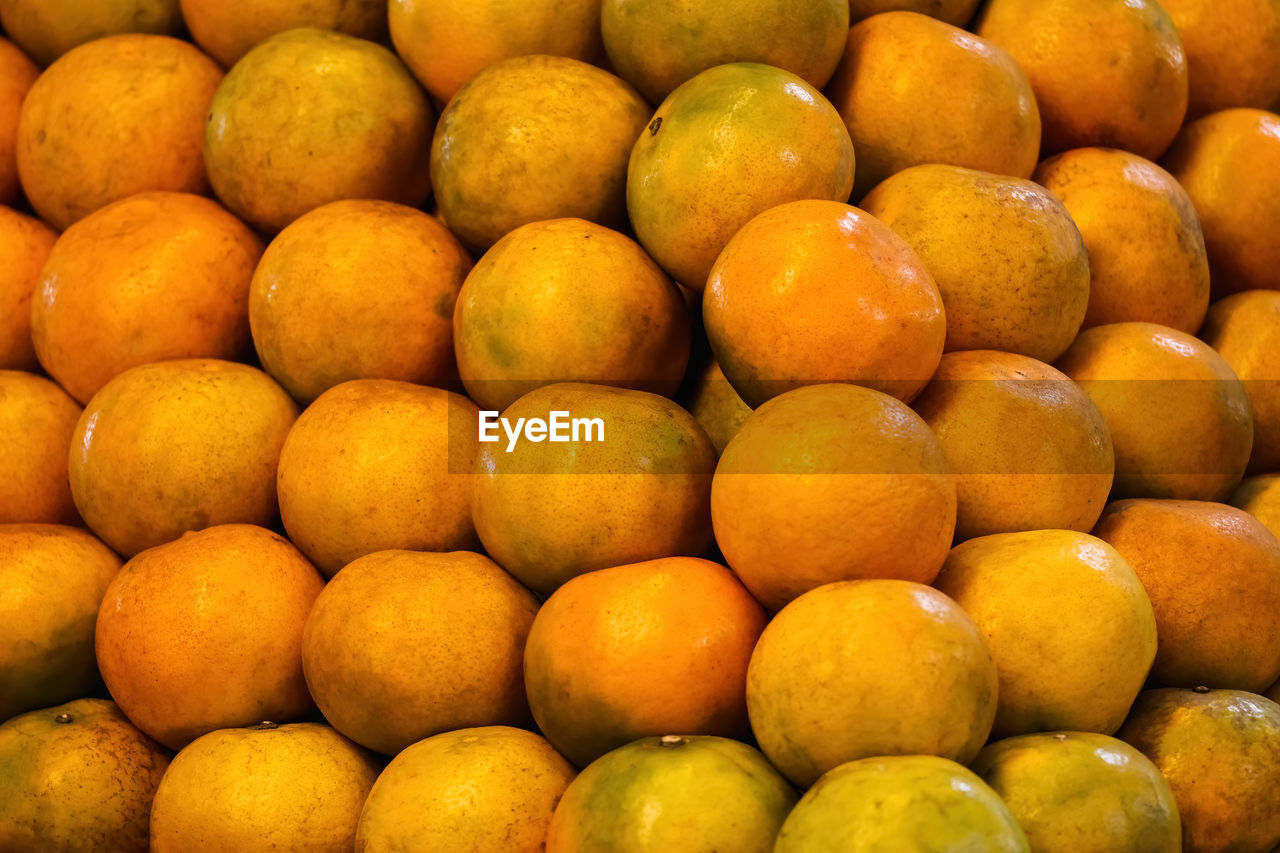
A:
[{"left": 2, "top": 0, "right": 1280, "bottom": 850}]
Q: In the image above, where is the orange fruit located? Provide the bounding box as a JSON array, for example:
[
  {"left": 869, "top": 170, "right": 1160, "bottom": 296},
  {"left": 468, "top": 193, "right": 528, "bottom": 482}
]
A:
[
  {"left": 523, "top": 557, "right": 767, "bottom": 767},
  {"left": 976, "top": 0, "right": 1188, "bottom": 159},
  {"left": 1033, "top": 147, "right": 1210, "bottom": 333},
  {"left": 1200, "top": 290, "right": 1280, "bottom": 473},
  {"left": 0, "top": 207, "right": 55, "bottom": 371},
  {"left": 0, "top": 370, "right": 80, "bottom": 526},
  {"left": 454, "top": 218, "right": 689, "bottom": 411},
  {"left": 389, "top": 0, "right": 606, "bottom": 104},
  {"left": 95, "top": 524, "right": 323, "bottom": 750},
  {"left": 204, "top": 28, "right": 433, "bottom": 234},
  {"left": 181, "top": 0, "right": 387, "bottom": 68},
  {"left": 68, "top": 359, "right": 297, "bottom": 558},
  {"left": 276, "top": 380, "right": 480, "bottom": 577},
  {"left": 1161, "top": 108, "right": 1280, "bottom": 295},
  {"left": 680, "top": 351, "right": 753, "bottom": 455},
  {"left": 825, "top": 12, "right": 1041, "bottom": 201},
  {"left": 0, "top": 37, "right": 38, "bottom": 205},
  {"left": 1160, "top": 0, "right": 1280, "bottom": 118},
  {"left": 0, "top": 0, "right": 182, "bottom": 67},
  {"left": 301, "top": 549, "right": 539, "bottom": 755},
  {"left": 16, "top": 34, "right": 221, "bottom": 230},
  {"left": 0, "top": 524, "right": 120, "bottom": 722},
  {"left": 1055, "top": 322, "right": 1253, "bottom": 502},
  {"left": 1231, "top": 473, "right": 1280, "bottom": 543},
  {"left": 600, "top": 0, "right": 848, "bottom": 104},
  {"left": 627, "top": 62, "right": 855, "bottom": 289},
  {"left": 704, "top": 200, "right": 945, "bottom": 407},
  {"left": 847, "top": 0, "right": 980, "bottom": 25},
  {"left": 430, "top": 55, "right": 649, "bottom": 254},
  {"left": 31, "top": 192, "right": 263, "bottom": 404},
  {"left": 862, "top": 165, "right": 1089, "bottom": 362},
  {"left": 150, "top": 722, "right": 380, "bottom": 853},
  {"left": 248, "top": 199, "right": 471, "bottom": 404},
  {"left": 356, "top": 727, "right": 575, "bottom": 853},
  {"left": 911, "top": 350, "right": 1114, "bottom": 541},
  {"left": 934, "top": 530, "right": 1157, "bottom": 737},
  {"left": 1093, "top": 499, "right": 1280, "bottom": 692},
  {"left": 712, "top": 383, "right": 955, "bottom": 613}
]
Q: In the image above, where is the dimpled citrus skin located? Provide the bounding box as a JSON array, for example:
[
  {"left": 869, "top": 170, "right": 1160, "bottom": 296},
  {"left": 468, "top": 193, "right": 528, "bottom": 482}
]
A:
[
  {"left": 847, "top": 0, "right": 980, "bottom": 25},
  {"left": 1231, "top": 473, "right": 1280, "bottom": 542},
  {"left": 0, "top": 38, "right": 38, "bottom": 205},
  {"left": 181, "top": 0, "right": 387, "bottom": 68},
  {"left": 628, "top": 62, "right": 855, "bottom": 290},
  {"left": 0, "top": 208, "right": 54, "bottom": 371},
  {"left": 1159, "top": 0, "right": 1280, "bottom": 118},
  {"left": 0, "top": 0, "right": 182, "bottom": 67},
  {"left": 681, "top": 353, "right": 753, "bottom": 454},
  {"left": 0, "top": 370, "right": 80, "bottom": 525},
  {"left": 1200, "top": 291, "right": 1280, "bottom": 474},
  {"left": 826, "top": 12, "right": 1041, "bottom": 201}
]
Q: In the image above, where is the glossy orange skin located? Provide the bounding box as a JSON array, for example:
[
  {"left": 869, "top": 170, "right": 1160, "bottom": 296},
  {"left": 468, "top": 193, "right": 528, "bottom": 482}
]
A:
[
  {"left": 181, "top": 0, "right": 387, "bottom": 68},
  {"left": 0, "top": 38, "right": 37, "bottom": 205},
  {"left": 1094, "top": 500, "right": 1280, "bottom": 693},
  {"left": 524, "top": 557, "right": 767, "bottom": 767},
  {"left": 0, "top": 0, "right": 182, "bottom": 67},
  {"left": 1160, "top": 0, "right": 1280, "bottom": 118},
  {"left": 95, "top": 524, "right": 324, "bottom": 750},
  {"left": 0, "top": 371, "right": 80, "bottom": 525},
  {"left": 0, "top": 208, "right": 55, "bottom": 372},
  {"left": 31, "top": 192, "right": 263, "bottom": 405},
  {"left": 1200, "top": 291, "right": 1280, "bottom": 474}
]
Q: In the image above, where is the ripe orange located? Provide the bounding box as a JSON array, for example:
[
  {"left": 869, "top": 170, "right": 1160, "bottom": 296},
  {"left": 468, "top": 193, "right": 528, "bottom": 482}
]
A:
[
  {"left": 680, "top": 352, "right": 754, "bottom": 454},
  {"left": 1159, "top": 0, "right": 1280, "bottom": 118},
  {"left": 0, "top": 0, "right": 182, "bottom": 67},
  {"left": 847, "top": 0, "right": 979, "bottom": 25},
  {"left": 1231, "top": 473, "right": 1280, "bottom": 543},
  {"left": 0, "top": 370, "right": 81, "bottom": 525},
  {"left": 181, "top": 0, "right": 387, "bottom": 68},
  {"left": 0, "top": 207, "right": 54, "bottom": 371},
  {"left": 0, "top": 38, "right": 37, "bottom": 205},
  {"left": 1199, "top": 290, "right": 1280, "bottom": 473}
]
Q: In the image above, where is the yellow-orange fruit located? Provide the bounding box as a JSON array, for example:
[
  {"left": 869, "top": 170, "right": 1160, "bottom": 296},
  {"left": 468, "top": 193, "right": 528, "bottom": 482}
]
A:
[
  {"left": 0, "top": 0, "right": 182, "bottom": 67},
  {"left": 680, "top": 352, "right": 753, "bottom": 455},
  {"left": 0, "top": 207, "right": 54, "bottom": 371},
  {"left": 847, "top": 0, "right": 979, "bottom": 25},
  {"left": 181, "top": 0, "right": 387, "bottom": 68},
  {"left": 1200, "top": 290, "right": 1280, "bottom": 474},
  {"left": 0, "top": 370, "right": 80, "bottom": 525},
  {"left": 1231, "top": 473, "right": 1280, "bottom": 543},
  {"left": 0, "top": 38, "right": 38, "bottom": 204},
  {"left": 1160, "top": 0, "right": 1280, "bottom": 118}
]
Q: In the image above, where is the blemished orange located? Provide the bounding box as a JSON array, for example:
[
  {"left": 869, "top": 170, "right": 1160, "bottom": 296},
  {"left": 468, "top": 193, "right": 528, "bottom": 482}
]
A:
[
  {"left": 1161, "top": 108, "right": 1280, "bottom": 294},
  {"left": 1231, "top": 473, "right": 1280, "bottom": 543},
  {"left": 0, "top": 207, "right": 54, "bottom": 371},
  {"left": 276, "top": 380, "right": 480, "bottom": 577},
  {"left": 31, "top": 192, "right": 263, "bottom": 405},
  {"left": 848, "top": 0, "right": 979, "bottom": 25},
  {"left": 627, "top": 62, "right": 855, "bottom": 289},
  {"left": 0, "top": 524, "right": 121, "bottom": 723},
  {"left": 825, "top": 12, "right": 1041, "bottom": 201},
  {"left": 181, "top": 0, "right": 387, "bottom": 68},
  {"left": 862, "top": 165, "right": 1089, "bottom": 362},
  {"left": 301, "top": 549, "right": 539, "bottom": 756},
  {"left": 912, "top": 350, "right": 1114, "bottom": 541},
  {"left": 1093, "top": 499, "right": 1280, "bottom": 693},
  {"left": 1034, "top": 147, "right": 1210, "bottom": 333},
  {"left": 0, "top": 371, "right": 80, "bottom": 525},
  {"left": 94, "top": 524, "right": 324, "bottom": 750},
  {"left": 16, "top": 34, "right": 221, "bottom": 230},
  {"left": 0, "top": 38, "right": 38, "bottom": 205},
  {"left": 1159, "top": 0, "right": 1280, "bottom": 118},
  {"left": 976, "top": 0, "right": 1188, "bottom": 160},
  {"left": 713, "top": 384, "right": 955, "bottom": 612},
  {"left": 1055, "top": 322, "right": 1253, "bottom": 502},
  {"left": 747, "top": 580, "right": 998, "bottom": 787},
  {"left": 204, "top": 28, "right": 433, "bottom": 235},
  {"left": 704, "top": 200, "right": 945, "bottom": 407},
  {"left": 523, "top": 557, "right": 767, "bottom": 767},
  {"left": 389, "top": 0, "right": 606, "bottom": 104},
  {"left": 68, "top": 359, "right": 297, "bottom": 558},
  {"left": 0, "top": 0, "right": 182, "bottom": 67},
  {"left": 249, "top": 200, "right": 471, "bottom": 404},
  {"left": 1200, "top": 290, "right": 1280, "bottom": 473},
  {"left": 431, "top": 55, "right": 650, "bottom": 254},
  {"left": 454, "top": 218, "right": 689, "bottom": 411}
]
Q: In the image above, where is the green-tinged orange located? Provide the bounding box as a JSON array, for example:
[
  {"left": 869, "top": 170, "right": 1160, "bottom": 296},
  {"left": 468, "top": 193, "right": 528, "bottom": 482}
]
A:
[
  {"left": 680, "top": 353, "right": 753, "bottom": 454},
  {"left": 0, "top": 0, "right": 181, "bottom": 67},
  {"left": 0, "top": 370, "right": 80, "bottom": 525},
  {"left": 181, "top": 0, "right": 387, "bottom": 68},
  {"left": 1200, "top": 290, "right": 1280, "bottom": 474},
  {"left": 0, "top": 207, "right": 54, "bottom": 371}
]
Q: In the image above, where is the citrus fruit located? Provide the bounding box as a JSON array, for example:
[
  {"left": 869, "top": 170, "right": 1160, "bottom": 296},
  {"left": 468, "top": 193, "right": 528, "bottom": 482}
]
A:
[
  {"left": 1200, "top": 290, "right": 1280, "bottom": 474},
  {"left": 0, "top": 207, "right": 54, "bottom": 371},
  {"left": 1159, "top": 0, "right": 1280, "bottom": 118},
  {"left": 680, "top": 352, "right": 753, "bottom": 455},
  {"left": 0, "top": 37, "right": 38, "bottom": 204},
  {"left": 0, "top": 0, "right": 182, "bottom": 67},
  {"left": 0, "top": 370, "right": 80, "bottom": 525},
  {"left": 181, "top": 0, "right": 387, "bottom": 68},
  {"left": 1231, "top": 473, "right": 1280, "bottom": 542},
  {"left": 847, "top": 0, "right": 980, "bottom": 24}
]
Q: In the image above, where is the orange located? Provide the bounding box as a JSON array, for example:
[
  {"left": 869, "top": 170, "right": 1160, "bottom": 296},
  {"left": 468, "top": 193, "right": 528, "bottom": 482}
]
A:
[
  {"left": 1055, "top": 322, "right": 1253, "bottom": 502},
  {"left": 680, "top": 351, "right": 753, "bottom": 454},
  {"left": 249, "top": 199, "right": 471, "bottom": 403},
  {"left": 0, "top": 38, "right": 37, "bottom": 205},
  {"left": 0, "top": 0, "right": 182, "bottom": 67},
  {"left": 912, "top": 350, "right": 1114, "bottom": 541},
  {"left": 301, "top": 549, "right": 539, "bottom": 755},
  {"left": 0, "top": 370, "right": 80, "bottom": 525},
  {"left": 95, "top": 524, "right": 323, "bottom": 750},
  {"left": 150, "top": 722, "right": 380, "bottom": 853},
  {"left": 1093, "top": 499, "right": 1280, "bottom": 692},
  {"left": 181, "top": 0, "right": 387, "bottom": 68},
  {"left": 204, "top": 28, "right": 433, "bottom": 234},
  {"left": 627, "top": 62, "right": 855, "bottom": 289},
  {"left": 711, "top": 384, "right": 955, "bottom": 613},
  {"left": 0, "top": 207, "right": 54, "bottom": 371},
  {"left": 825, "top": 12, "right": 1041, "bottom": 200},
  {"left": 600, "top": 0, "right": 848, "bottom": 104},
  {"left": 1034, "top": 147, "right": 1210, "bottom": 333},
  {"left": 454, "top": 218, "right": 689, "bottom": 411},
  {"left": 523, "top": 557, "right": 767, "bottom": 767},
  {"left": 747, "top": 579, "right": 997, "bottom": 787},
  {"left": 1231, "top": 473, "right": 1280, "bottom": 542},
  {"left": 1160, "top": 0, "right": 1280, "bottom": 118},
  {"left": 704, "top": 200, "right": 944, "bottom": 407},
  {"left": 862, "top": 165, "right": 1089, "bottom": 362},
  {"left": 0, "top": 524, "right": 120, "bottom": 722},
  {"left": 16, "top": 34, "right": 221, "bottom": 230},
  {"left": 1161, "top": 108, "right": 1280, "bottom": 295},
  {"left": 471, "top": 383, "right": 716, "bottom": 595},
  {"left": 389, "top": 0, "right": 606, "bottom": 104},
  {"left": 357, "top": 727, "right": 575, "bottom": 853},
  {"left": 847, "top": 0, "right": 979, "bottom": 25},
  {"left": 31, "top": 192, "right": 263, "bottom": 404},
  {"left": 1200, "top": 290, "right": 1280, "bottom": 473},
  {"left": 976, "top": 0, "right": 1188, "bottom": 159},
  {"left": 276, "top": 380, "right": 480, "bottom": 577},
  {"left": 68, "top": 359, "right": 297, "bottom": 558},
  {"left": 934, "top": 530, "right": 1157, "bottom": 737},
  {"left": 430, "top": 55, "right": 649, "bottom": 254}
]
